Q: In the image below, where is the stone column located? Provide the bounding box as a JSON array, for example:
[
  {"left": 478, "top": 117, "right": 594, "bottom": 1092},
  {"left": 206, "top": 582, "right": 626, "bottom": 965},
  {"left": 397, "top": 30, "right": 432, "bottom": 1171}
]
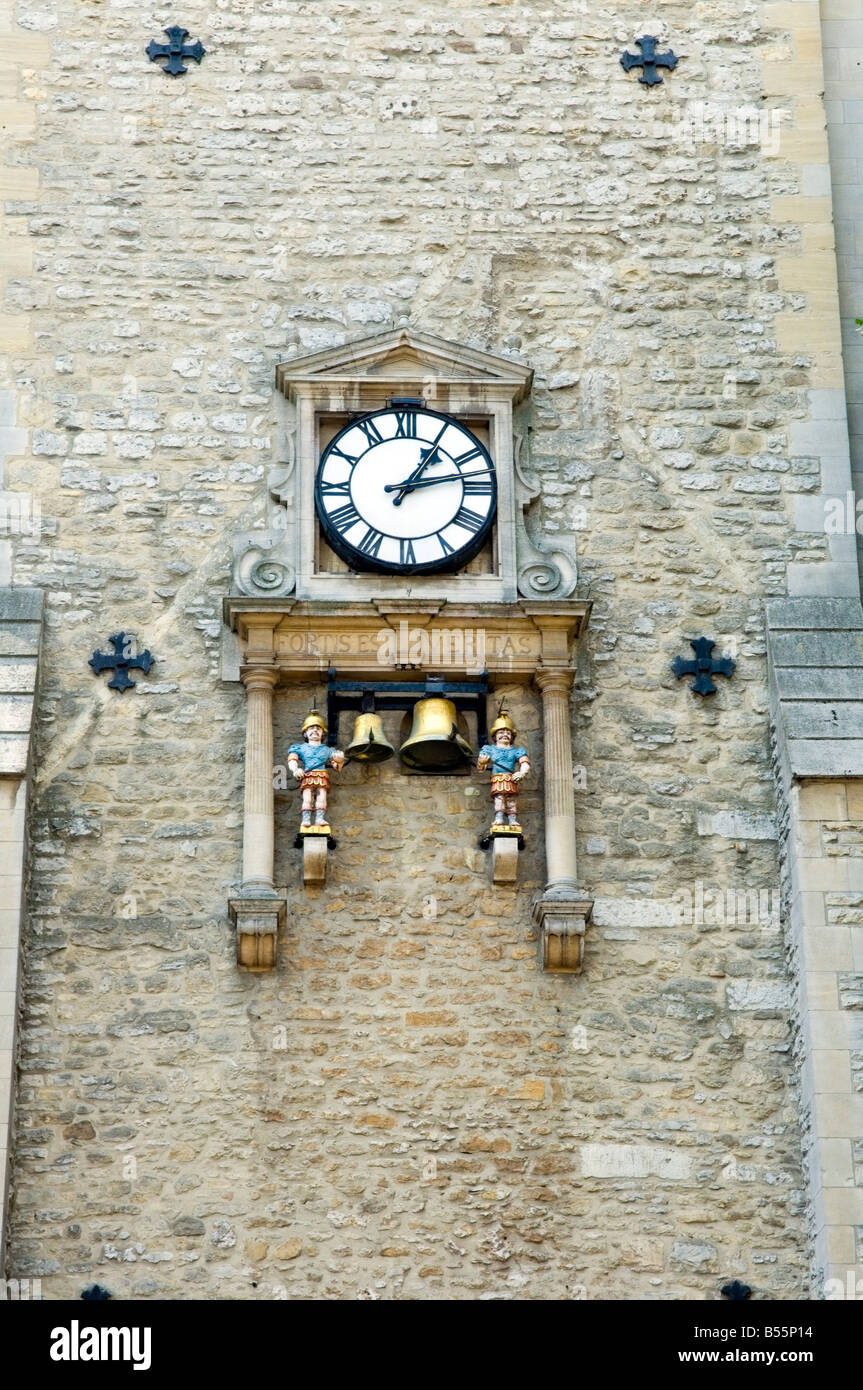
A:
[
  {"left": 229, "top": 663, "right": 285, "bottom": 972},
  {"left": 241, "top": 666, "right": 278, "bottom": 892},
  {"left": 535, "top": 667, "right": 579, "bottom": 894},
  {"left": 532, "top": 665, "right": 592, "bottom": 973}
]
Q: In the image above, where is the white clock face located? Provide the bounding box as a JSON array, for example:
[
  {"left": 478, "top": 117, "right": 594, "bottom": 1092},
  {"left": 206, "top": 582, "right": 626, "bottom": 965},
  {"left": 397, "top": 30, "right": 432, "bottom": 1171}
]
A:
[{"left": 315, "top": 406, "right": 497, "bottom": 574}]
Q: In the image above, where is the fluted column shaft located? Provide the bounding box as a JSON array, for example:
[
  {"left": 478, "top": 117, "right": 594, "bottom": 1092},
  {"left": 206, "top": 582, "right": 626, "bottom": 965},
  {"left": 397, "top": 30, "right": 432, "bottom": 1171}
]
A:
[
  {"left": 535, "top": 667, "right": 579, "bottom": 894},
  {"left": 242, "top": 666, "right": 278, "bottom": 892}
]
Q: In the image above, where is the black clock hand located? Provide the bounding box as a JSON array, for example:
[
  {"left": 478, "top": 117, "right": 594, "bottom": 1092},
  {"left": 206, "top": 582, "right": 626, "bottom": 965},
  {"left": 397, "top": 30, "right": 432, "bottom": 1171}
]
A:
[
  {"left": 391, "top": 435, "right": 447, "bottom": 506},
  {"left": 385, "top": 468, "right": 493, "bottom": 493}
]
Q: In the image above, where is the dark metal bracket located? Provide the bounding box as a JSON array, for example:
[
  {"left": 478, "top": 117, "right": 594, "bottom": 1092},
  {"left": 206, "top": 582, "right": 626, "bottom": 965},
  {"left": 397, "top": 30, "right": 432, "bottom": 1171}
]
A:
[
  {"left": 293, "top": 834, "right": 337, "bottom": 851},
  {"left": 326, "top": 667, "right": 489, "bottom": 750},
  {"left": 478, "top": 833, "right": 525, "bottom": 852}
]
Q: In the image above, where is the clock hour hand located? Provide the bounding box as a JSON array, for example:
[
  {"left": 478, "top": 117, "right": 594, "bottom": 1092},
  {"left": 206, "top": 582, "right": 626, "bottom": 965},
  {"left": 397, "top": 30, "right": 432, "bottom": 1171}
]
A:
[
  {"left": 385, "top": 467, "right": 492, "bottom": 493},
  {"left": 390, "top": 439, "right": 445, "bottom": 506}
]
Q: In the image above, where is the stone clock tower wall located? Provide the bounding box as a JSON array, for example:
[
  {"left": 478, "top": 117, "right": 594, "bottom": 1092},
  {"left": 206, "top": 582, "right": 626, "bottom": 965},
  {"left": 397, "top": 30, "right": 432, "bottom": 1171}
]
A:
[{"left": 1, "top": 0, "right": 859, "bottom": 1300}]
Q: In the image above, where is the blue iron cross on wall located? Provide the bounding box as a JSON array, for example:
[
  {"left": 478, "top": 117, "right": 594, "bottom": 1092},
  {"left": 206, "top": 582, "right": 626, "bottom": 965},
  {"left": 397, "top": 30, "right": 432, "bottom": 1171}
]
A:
[
  {"left": 146, "top": 26, "right": 205, "bottom": 77},
  {"left": 90, "top": 633, "right": 154, "bottom": 692},
  {"left": 621, "top": 36, "right": 678, "bottom": 86},
  {"left": 672, "top": 638, "right": 735, "bottom": 696}
]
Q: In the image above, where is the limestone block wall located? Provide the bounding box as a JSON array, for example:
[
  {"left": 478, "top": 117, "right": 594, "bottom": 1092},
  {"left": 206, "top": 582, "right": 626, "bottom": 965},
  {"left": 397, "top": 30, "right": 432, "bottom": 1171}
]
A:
[{"left": 0, "top": 0, "right": 855, "bottom": 1297}]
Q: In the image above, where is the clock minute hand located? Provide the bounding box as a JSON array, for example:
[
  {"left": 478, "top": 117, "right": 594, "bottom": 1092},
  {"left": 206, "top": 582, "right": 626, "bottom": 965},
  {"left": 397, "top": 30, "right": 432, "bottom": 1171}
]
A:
[{"left": 385, "top": 468, "right": 493, "bottom": 493}]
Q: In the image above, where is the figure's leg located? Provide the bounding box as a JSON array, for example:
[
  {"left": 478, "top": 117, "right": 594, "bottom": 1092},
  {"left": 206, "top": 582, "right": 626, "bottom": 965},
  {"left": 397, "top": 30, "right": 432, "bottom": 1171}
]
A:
[
  {"left": 314, "top": 787, "right": 328, "bottom": 826},
  {"left": 301, "top": 786, "right": 313, "bottom": 826},
  {"left": 493, "top": 793, "right": 506, "bottom": 825},
  {"left": 506, "top": 795, "right": 520, "bottom": 826}
]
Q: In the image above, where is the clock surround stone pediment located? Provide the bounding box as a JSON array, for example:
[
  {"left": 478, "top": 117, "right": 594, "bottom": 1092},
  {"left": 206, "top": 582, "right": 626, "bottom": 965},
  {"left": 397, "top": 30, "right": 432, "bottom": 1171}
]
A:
[
  {"left": 229, "top": 326, "right": 580, "bottom": 607},
  {"left": 274, "top": 327, "right": 534, "bottom": 400}
]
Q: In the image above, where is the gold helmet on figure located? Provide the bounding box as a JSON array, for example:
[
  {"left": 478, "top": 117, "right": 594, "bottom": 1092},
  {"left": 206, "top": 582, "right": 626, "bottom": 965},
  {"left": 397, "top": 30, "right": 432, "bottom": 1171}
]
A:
[
  {"left": 302, "top": 710, "right": 327, "bottom": 736},
  {"left": 490, "top": 710, "right": 517, "bottom": 738}
]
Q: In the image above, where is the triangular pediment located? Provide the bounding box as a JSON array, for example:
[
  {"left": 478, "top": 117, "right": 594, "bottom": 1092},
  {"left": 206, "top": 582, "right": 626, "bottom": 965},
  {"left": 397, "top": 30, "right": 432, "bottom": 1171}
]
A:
[{"left": 276, "top": 327, "right": 532, "bottom": 400}]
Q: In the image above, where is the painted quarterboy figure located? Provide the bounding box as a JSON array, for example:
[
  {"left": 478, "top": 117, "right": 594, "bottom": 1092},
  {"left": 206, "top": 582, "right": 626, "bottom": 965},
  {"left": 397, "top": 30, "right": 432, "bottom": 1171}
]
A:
[
  {"left": 287, "top": 711, "right": 344, "bottom": 834},
  {"left": 477, "top": 711, "right": 530, "bottom": 835}
]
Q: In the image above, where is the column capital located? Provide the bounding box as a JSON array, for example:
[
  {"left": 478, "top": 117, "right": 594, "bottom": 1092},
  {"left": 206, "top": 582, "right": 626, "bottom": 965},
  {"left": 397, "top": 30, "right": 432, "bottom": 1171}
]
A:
[
  {"left": 241, "top": 664, "right": 279, "bottom": 694},
  {"left": 533, "top": 665, "right": 574, "bottom": 695}
]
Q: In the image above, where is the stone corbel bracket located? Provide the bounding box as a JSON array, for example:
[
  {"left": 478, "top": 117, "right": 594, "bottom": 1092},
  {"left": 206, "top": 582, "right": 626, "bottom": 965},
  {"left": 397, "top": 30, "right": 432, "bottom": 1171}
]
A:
[
  {"left": 229, "top": 894, "right": 286, "bottom": 972},
  {"left": 514, "top": 427, "right": 578, "bottom": 601},
  {"left": 532, "top": 895, "right": 593, "bottom": 974},
  {"left": 301, "top": 834, "right": 329, "bottom": 886},
  {"left": 491, "top": 834, "right": 520, "bottom": 884}
]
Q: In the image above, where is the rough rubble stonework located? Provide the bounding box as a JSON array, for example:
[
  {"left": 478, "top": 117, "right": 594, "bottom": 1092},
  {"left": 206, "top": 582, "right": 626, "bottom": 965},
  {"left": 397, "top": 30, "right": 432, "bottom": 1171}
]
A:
[{"left": 1, "top": 0, "right": 840, "bottom": 1297}]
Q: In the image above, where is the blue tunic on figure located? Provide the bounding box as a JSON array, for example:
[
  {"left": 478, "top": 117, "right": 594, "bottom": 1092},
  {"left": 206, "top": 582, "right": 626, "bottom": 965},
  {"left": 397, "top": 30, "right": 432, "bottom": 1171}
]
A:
[
  {"left": 287, "top": 742, "right": 339, "bottom": 772},
  {"left": 478, "top": 743, "right": 529, "bottom": 775}
]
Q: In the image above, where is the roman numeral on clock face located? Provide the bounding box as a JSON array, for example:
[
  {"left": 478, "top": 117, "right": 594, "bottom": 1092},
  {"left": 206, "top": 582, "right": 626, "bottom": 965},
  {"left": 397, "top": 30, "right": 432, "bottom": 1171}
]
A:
[
  {"left": 394, "top": 411, "right": 418, "bottom": 439},
  {"left": 462, "top": 475, "right": 493, "bottom": 496},
  {"left": 453, "top": 446, "right": 482, "bottom": 467},
  {"left": 327, "top": 501, "right": 361, "bottom": 531},
  {"left": 399, "top": 538, "right": 416, "bottom": 566},
  {"left": 357, "top": 526, "right": 384, "bottom": 558},
  {"left": 452, "top": 505, "right": 485, "bottom": 534},
  {"left": 320, "top": 480, "right": 352, "bottom": 497},
  {"left": 356, "top": 417, "right": 383, "bottom": 447},
  {"left": 329, "top": 445, "right": 358, "bottom": 465}
]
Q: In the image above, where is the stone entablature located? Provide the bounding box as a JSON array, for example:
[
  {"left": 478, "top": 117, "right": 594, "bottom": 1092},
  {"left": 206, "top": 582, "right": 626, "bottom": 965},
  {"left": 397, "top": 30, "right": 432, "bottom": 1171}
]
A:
[{"left": 224, "top": 597, "right": 590, "bottom": 684}]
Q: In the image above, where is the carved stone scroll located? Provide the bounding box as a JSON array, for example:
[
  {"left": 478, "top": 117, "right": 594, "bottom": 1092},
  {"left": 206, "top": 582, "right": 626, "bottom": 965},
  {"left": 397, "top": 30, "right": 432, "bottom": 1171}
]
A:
[
  {"left": 232, "top": 530, "right": 296, "bottom": 599},
  {"left": 514, "top": 429, "right": 578, "bottom": 600}
]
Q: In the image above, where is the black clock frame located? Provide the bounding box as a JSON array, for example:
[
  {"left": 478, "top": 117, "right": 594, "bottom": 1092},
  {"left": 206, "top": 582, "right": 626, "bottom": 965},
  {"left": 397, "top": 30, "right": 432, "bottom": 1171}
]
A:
[{"left": 314, "top": 405, "right": 498, "bottom": 576}]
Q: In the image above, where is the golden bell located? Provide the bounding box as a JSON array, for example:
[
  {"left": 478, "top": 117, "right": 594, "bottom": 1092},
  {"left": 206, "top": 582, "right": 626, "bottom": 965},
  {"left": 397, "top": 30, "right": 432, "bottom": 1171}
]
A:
[
  {"left": 399, "top": 697, "right": 474, "bottom": 772},
  {"left": 345, "top": 712, "right": 395, "bottom": 763}
]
